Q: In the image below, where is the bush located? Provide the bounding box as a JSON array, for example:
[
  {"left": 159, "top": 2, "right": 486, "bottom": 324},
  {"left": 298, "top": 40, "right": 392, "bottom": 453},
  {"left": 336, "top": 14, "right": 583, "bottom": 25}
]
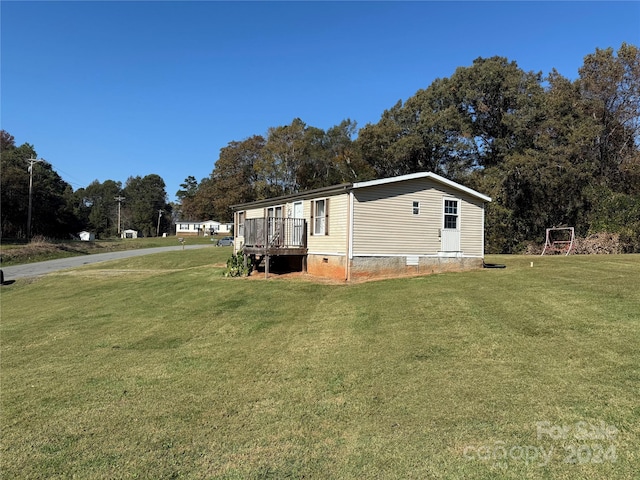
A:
[
  {"left": 586, "top": 187, "right": 640, "bottom": 252},
  {"left": 224, "top": 252, "right": 252, "bottom": 277}
]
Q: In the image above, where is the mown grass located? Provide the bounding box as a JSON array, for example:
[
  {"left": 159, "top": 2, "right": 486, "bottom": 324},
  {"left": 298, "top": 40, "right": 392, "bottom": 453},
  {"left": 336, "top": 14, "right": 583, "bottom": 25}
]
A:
[{"left": 1, "top": 252, "right": 638, "bottom": 479}]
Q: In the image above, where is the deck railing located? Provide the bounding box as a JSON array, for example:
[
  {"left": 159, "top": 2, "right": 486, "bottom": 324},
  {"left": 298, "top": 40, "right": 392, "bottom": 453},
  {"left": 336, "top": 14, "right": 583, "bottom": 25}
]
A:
[{"left": 244, "top": 217, "right": 307, "bottom": 249}]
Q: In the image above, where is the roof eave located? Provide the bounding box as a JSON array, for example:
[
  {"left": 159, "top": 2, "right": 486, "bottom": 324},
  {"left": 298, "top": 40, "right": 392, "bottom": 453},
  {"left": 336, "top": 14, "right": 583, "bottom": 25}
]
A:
[
  {"left": 231, "top": 183, "right": 352, "bottom": 211},
  {"left": 232, "top": 172, "right": 492, "bottom": 211},
  {"left": 352, "top": 172, "right": 491, "bottom": 202}
]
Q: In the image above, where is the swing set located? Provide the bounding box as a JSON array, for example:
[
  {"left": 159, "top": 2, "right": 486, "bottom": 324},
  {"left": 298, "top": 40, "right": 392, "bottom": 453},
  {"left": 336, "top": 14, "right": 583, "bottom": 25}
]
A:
[{"left": 541, "top": 227, "right": 575, "bottom": 256}]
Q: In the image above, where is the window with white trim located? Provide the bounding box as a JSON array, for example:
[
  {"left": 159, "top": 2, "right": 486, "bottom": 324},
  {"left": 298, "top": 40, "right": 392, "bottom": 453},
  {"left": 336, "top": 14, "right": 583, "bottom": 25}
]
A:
[
  {"left": 412, "top": 201, "right": 420, "bottom": 215},
  {"left": 237, "top": 211, "right": 245, "bottom": 237},
  {"left": 266, "top": 206, "right": 283, "bottom": 218},
  {"left": 311, "top": 198, "right": 329, "bottom": 235},
  {"left": 443, "top": 199, "right": 458, "bottom": 229}
]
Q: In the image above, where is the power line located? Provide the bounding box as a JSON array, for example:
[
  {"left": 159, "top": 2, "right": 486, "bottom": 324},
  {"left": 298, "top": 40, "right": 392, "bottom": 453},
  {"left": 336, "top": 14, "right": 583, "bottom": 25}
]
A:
[{"left": 54, "top": 166, "right": 90, "bottom": 189}]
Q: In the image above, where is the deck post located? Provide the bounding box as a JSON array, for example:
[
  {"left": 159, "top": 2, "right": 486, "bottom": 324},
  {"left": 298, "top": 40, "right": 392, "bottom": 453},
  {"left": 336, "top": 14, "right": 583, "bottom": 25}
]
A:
[{"left": 265, "top": 254, "right": 270, "bottom": 279}]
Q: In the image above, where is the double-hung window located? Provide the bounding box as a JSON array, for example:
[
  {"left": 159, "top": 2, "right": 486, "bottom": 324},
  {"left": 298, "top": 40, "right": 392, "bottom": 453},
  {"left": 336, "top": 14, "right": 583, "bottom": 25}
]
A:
[
  {"left": 237, "top": 212, "right": 245, "bottom": 237},
  {"left": 311, "top": 198, "right": 329, "bottom": 235}
]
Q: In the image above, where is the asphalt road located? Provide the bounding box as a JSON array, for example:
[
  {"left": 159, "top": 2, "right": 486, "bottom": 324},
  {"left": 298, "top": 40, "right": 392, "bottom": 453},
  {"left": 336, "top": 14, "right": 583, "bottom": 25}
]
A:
[{"left": 1, "top": 244, "right": 214, "bottom": 280}]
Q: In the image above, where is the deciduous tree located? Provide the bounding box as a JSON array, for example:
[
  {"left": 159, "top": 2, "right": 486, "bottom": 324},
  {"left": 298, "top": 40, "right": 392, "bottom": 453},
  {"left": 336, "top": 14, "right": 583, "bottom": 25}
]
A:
[
  {"left": 122, "top": 174, "right": 169, "bottom": 237},
  {"left": 77, "top": 179, "right": 123, "bottom": 238}
]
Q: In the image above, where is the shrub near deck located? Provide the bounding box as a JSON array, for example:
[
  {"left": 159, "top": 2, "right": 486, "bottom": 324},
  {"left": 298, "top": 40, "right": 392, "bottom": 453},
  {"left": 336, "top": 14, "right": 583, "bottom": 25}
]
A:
[{"left": 1, "top": 252, "right": 638, "bottom": 479}]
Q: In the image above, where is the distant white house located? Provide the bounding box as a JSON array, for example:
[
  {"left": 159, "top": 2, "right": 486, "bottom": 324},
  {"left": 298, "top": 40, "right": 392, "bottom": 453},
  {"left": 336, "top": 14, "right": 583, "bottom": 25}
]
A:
[
  {"left": 174, "top": 220, "right": 232, "bottom": 236},
  {"left": 218, "top": 223, "right": 233, "bottom": 234},
  {"left": 121, "top": 229, "right": 138, "bottom": 239},
  {"left": 79, "top": 231, "right": 95, "bottom": 241}
]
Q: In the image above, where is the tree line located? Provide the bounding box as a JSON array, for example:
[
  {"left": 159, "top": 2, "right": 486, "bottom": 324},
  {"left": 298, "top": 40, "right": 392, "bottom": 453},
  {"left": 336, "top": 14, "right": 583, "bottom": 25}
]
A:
[
  {"left": 1, "top": 130, "right": 171, "bottom": 240},
  {"left": 2, "top": 43, "right": 638, "bottom": 251},
  {"left": 180, "top": 43, "right": 639, "bottom": 253}
]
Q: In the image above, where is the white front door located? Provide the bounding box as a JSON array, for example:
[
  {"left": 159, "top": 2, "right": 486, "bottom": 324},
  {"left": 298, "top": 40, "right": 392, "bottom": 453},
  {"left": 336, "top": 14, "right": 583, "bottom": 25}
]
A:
[
  {"left": 441, "top": 198, "right": 460, "bottom": 252},
  {"left": 292, "top": 201, "right": 304, "bottom": 245}
]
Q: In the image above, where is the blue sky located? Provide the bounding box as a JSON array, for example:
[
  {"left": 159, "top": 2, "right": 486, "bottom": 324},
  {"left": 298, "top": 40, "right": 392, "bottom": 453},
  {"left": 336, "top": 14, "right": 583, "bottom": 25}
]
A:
[{"left": 2, "top": 1, "right": 639, "bottom": 203}]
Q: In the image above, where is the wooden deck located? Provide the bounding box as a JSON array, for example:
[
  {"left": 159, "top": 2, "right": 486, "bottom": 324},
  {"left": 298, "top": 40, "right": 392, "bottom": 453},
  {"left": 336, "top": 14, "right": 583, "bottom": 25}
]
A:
[
  {"left": 243, "top": 246, "right": 307, "bottom": 256},
  {"left": 241, "top": 218, "right": 308, "bottom": 277},
  {"left": 243, "top": 218, "right": 307, "bottom": 252}
]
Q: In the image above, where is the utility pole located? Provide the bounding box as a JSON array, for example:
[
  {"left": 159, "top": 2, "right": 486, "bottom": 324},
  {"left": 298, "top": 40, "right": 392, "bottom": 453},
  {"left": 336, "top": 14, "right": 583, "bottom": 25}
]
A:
[
  {"left": 156, "top": 209, "right": 163, "bottom": 237},
  {"left": 26, "top": 157, "right": 44, "bottom": 239},
  {"left": 114, "top": 196, "right": 125, "bottom": 235}
]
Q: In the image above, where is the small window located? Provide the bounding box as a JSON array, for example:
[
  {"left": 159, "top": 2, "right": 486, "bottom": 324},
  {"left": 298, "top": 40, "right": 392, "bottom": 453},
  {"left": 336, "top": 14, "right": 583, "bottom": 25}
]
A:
[{"left": 412, "top": 201, "right": 420, "bottom": 215}]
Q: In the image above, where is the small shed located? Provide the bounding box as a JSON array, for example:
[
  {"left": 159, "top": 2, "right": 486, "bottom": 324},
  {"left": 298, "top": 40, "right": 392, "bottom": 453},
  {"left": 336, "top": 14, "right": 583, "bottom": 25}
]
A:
[
  {"left": 121, "top": 229, "right": 138, "bottom": 239},
  {"left": 79, "top": 231, "right": 95, "bottom": 241}
]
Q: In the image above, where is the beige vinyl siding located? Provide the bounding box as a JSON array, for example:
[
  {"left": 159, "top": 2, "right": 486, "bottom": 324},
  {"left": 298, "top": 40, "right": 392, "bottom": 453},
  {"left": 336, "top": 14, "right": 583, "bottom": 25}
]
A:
[
  {"left": 352, "top": 177, "right": 485, "bottom": 256},
  {"left": 460, "top": 200, "right": 484, "bottom": 256},
  {"left": 306, "top": 193, "right": 348, "bottom": 254},
  {"left": 235, "top": 196, "right": 348, "bottom": 254},
  {"left": 234, "top": 208, "right": 263, "bottom": 249},
  {"left": 246, "top": 208, "right": 266, "bottom": 220}
]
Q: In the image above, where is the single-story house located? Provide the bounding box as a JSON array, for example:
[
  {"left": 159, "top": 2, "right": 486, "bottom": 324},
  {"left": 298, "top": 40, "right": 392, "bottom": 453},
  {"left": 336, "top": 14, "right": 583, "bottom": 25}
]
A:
[
  {"left": 121, "top": 229, "right": 138, "bottom": 239},
  {"left": 218, "top": 223, "right": 233, "bottom": 234},
  {"left": 175, "top": 220, "right": 232, "bottom": 236},
  {"left": 78, "top": 231, "right": 95, "bottom": 241},
  {"left": 176, "top": 221, "right": 204, "bottom": 236},
  {"left": 232, "top": 172, "right": 492, "bottom": 281}
]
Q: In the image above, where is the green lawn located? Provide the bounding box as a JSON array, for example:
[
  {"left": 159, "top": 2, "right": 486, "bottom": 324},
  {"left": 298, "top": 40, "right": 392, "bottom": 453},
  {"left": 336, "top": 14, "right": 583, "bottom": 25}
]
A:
[{"left": 1, "top": 252, "right": 638, "bottom": 479}]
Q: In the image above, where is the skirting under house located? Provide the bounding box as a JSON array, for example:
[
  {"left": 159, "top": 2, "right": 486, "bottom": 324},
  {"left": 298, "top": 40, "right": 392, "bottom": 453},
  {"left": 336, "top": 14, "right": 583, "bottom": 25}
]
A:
[{"left": 305, "top": 253, "right": 483, "bottom": 281}]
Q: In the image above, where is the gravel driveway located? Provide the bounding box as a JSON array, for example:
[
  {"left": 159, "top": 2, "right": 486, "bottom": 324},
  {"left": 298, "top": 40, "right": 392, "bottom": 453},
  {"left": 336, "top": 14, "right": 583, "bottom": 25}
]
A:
[{"left": 1, "top": 245, "right": 213, "bottom": 280}]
